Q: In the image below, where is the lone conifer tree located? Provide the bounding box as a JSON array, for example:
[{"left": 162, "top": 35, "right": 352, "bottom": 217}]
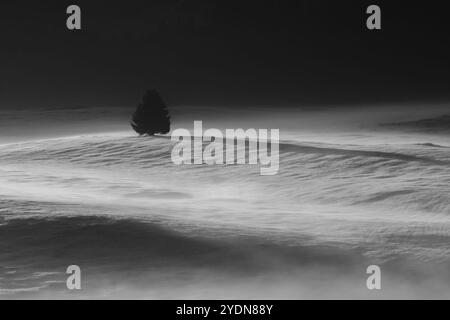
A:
[{"left": 131, "top": 89, "right": 171, "bottom": 135}]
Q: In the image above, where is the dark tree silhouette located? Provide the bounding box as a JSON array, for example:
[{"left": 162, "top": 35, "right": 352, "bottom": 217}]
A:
[{"left": 131, "top": 89, "right": 171, "bottom": 135}]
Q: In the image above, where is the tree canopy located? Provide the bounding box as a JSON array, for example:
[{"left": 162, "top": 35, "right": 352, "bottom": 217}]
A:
[{"left": 131, "top": 89, "right": 170, "bottom": 136}]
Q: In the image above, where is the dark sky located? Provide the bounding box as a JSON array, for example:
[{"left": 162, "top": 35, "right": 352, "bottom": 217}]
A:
[{"left": 0, "top": 0, "right": 449, "bottom": 109}]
